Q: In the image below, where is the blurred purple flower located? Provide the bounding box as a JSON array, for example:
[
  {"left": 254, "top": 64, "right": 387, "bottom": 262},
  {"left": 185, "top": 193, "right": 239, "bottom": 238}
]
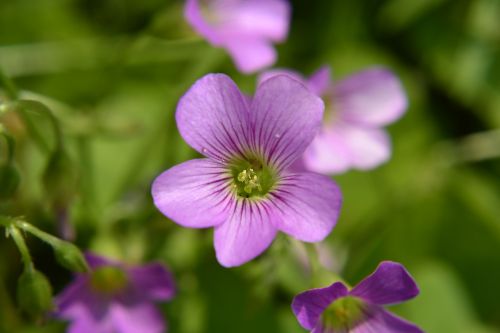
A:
[
  {"left": 292, "top": 261, "right": 423, "bottom": 333},
  {"left": 185, "top": 0, "right": 290, "bottom": 73},
  {"left": 152, "top": 74, "right": 342, "bottom": 267},
  {"left": 259, "top": 66, "right": 408, "bottom": 174},
  {"left": 55, "top": 253, "right": 175, "bottom": 333}
]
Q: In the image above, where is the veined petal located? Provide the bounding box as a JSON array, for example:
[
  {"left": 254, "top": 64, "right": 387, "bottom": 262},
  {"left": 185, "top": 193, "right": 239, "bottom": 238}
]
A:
[
  {"left": 111, "top": 301, "right": 165, "bottom": 333},
  {"left": 350, "top": 307, "right": 423, "bottom": 333},
  {"left": 292, "top": 282, "right": 349, "bottom": 330},
  {"left": 350, "top": 261, "right": 419, "bottom": 306},
  {"left": 176, "top": 74, "right": 251, "bottom": 161},
  {"left": 271, "top": 172, "right": 342, "bottom": 242},
  {"left": 128, "top": 263, "right": 175, "bottom": 302},
  {"left": 226, "top": 37, "right": 276, "bottom": 73},
  {"left": 214, "top": 200, "right": 278, "bottom": 267},
  {"left": 250, "top": 75, "right": 324, "bottom": 170},
  {"left": 334, "top": 68, "right": 407, "bottom": 126},
  {"left": 152, "top": 159, "right": 233, "bottom": 228}
]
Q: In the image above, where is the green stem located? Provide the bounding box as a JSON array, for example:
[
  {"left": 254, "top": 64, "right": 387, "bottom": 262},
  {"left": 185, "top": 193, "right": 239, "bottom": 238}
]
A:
[
  {"left": 76, "top": 136, "right": 98, "bottom": 224},
  {"left": 8, "top": 226, "right": 33, "bottom": 271},
  {"left": 305, "top": 243, "right": 322, "bottom": 279},
  {"left": 14, "top": 220, "right": 64, "bottom": 248}
]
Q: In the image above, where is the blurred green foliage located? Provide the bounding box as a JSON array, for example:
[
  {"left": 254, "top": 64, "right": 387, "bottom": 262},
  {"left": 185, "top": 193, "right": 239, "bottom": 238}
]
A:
[{"left": 1, "top": 0, "right": 499, "bottom": 332}]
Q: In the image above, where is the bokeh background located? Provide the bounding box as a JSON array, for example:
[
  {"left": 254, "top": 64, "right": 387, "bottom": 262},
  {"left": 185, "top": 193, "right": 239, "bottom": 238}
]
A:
[{"left": 1, "top": 0, "right": 500, "bottom": 332}]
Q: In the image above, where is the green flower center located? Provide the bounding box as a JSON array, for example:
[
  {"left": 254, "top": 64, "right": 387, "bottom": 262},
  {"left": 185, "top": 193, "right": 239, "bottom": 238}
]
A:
[
  {"left": 90, "top": 266, "right": 128, "bottom": 295},
  {"left": 230, "top": 158, "right": 276, "bottom": 198},
  {"left": 321, "top": 296, "right": 365, "bottom": 331}
]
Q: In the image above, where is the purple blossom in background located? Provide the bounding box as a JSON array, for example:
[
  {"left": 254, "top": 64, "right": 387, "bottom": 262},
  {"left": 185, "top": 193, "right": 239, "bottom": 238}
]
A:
[
  {"left": 292, "top": 261, "right": 423, "bottom": 333},
  {"left": 55, "top": 253, "right": 175, "bottom": 333},
  {"left": 152, "top": 74, "right": 342, "bottom": 267},
  {"left": 259, "top": 66, "right": 407, "bottom": 174},
  {"left": 185, "top": 0, "right": 290, "bottom": 73}
]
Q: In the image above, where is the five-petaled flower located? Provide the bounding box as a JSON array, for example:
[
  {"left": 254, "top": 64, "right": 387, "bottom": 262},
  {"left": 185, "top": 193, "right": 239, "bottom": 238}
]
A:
[
  {"left": 185, "top": 0, "right": 291, "bottom": 73},
  {"left": 292, "top": 261, "right": 423, "bottom": 333},
  {"left": 152, "top": 74, "right": 342, "bottom": 267},
  {"left": 260, "top": 66, "right": 408, "bottom": 174},
  {"left": 54, "top": 253, "right": 175, "bottom": 333}
]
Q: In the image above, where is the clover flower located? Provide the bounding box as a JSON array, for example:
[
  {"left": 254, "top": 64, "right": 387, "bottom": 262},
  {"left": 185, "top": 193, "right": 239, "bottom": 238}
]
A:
[
  {"left": 259, "top": 66, "right": 408, "bottom": 174},
  {"left": 185, "top": 0, "right": 290, "bottom": 73},
  {"left": 54, "top": 253, "right": 175, "bottom": 333},
  {"left": 152, "top": 74, "right": 342, "bottom": 267},
  {"left": 292, "top": 261, "right": 423, "bottom": 333}
]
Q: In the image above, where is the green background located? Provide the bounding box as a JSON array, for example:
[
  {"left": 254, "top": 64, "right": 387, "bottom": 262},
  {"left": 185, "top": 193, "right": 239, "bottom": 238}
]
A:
[{"left": 1, "top": 0, "right": 500, "bottom": 332}]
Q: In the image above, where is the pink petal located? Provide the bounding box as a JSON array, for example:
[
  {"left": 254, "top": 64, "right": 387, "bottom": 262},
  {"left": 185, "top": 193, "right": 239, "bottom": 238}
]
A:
[
  {"left": 350, "top": 307, "right": 423, "bottom": 333},
  {"left": 307, "top": 65, "right": 332, "bottom": 96},
  {"left": 128, "top": 263, "right": 175, "bottom": 302},
  {"left": 250, "top": 75, "right": 324, "bottom": 170},
  {"left": 214, "top": 0, "right": 290, "bottom": 42},
  {"left": 226, "top": 37, "right": 276, "bottom": 73},
  {"left": 338, "top": 124, "right": 391, "bottom": 171},
  {"left": 257, "top": 68, "right": 305, "bottom": 88},
  {"left": 152, "top": 159, "right": 233, "bottom": 228},
  {"left": 271, "top": 172, "right": 342, "bottom": 242},
  {"left": 292, "top": 282, "right": 349, "bottom": 330},
  {"left": 176, "top": 74, "right": 251, "bottom": 162},
  {"left": 350, "top": 261, "right": 419, "bottom": 306},
  {"left": 302, "top": 129, "right": 352, "bottom": 175},
  {"left": 214, "top": 200, "right": 278, "bottom": 267},
  {"left": 334, "top": 68, "right": 407, "bottom": 126},
  {"left": 111, "top": 301, "right": 165, "bottom": 333}
]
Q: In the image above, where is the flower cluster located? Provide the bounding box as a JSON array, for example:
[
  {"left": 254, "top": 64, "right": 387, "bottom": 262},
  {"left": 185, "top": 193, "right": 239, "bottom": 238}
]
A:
[{"left": 48, "top": 1, "right": 420, "bottom": 332}]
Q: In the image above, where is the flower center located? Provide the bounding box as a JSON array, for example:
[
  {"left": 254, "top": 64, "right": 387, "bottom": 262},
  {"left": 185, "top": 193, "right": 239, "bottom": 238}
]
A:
[
  {"left": 90, "top": 266, "right": 128, "bottom": 295},
  {"left": 321, "top": 296, "right": 365, "bottom": 331},
  {"left": 231, "top": 158, "right": 276, "bottom": 198}
]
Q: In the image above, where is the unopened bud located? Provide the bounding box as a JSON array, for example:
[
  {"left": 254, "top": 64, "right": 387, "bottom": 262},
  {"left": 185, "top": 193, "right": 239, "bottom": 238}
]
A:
[
  {"left": 54, "top": 241, "right": 89, "bottom": 272},
  {"left": 17, "top": 267, "right": 53, "bottom": 317}
]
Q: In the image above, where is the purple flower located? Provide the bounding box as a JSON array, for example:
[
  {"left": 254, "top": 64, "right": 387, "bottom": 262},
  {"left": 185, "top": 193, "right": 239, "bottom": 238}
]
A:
[
  {"left": 185, "top": 0, "right": 291, "bottom": 73},
  {"left": 55, "top": 253, "right": 175, "bottom": 333},
  {"left": 259, "top": 66, "right": 408, "bottom": 174},
  {"left": 152, "top": 74, "right": 342, "bottom": 267},
  {"left": 292, "top": 261, "right": 423, "bottom": 333}
]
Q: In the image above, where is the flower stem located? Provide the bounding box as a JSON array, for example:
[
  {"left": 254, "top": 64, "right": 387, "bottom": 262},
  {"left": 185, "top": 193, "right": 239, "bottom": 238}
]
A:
[
  {"left": 14, "top": 220, "right": 64, "bottom": 248},
  {"left": 8, "top": 225, "right": 34, "bottom": 271}
]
